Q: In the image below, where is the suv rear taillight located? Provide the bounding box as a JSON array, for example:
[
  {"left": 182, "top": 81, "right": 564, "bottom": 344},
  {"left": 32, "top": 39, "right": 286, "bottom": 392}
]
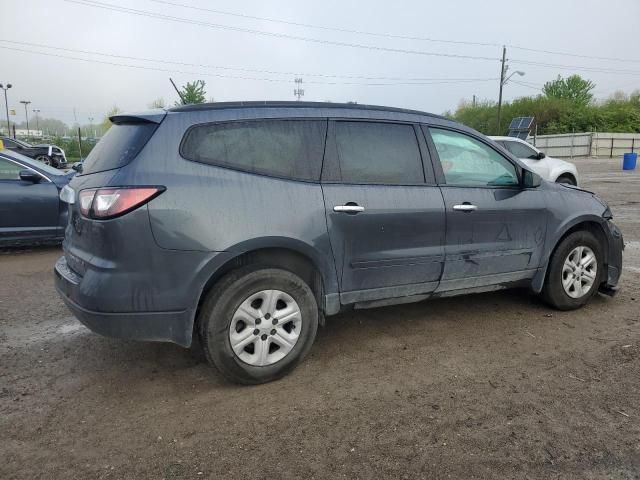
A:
[{"left": 79, "top": 186, "right": 165, "bottom": 220}]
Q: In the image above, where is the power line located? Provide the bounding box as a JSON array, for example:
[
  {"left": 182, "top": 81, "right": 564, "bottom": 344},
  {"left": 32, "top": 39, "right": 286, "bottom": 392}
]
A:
[
  {"left": 510, "top": 58, "right": 640, "bottom": 76},
  {"left": 144, "top": 0, "right": 502, "bottom": 48},
  {"left": 63, "top": 0, "right": 501, "bottom": 62},
  {"left": 0, "top": 39, "right": 495, "bottom": 82},
  {"left": 508, "top": 45, "right": 640, "bottom": 65},
  {"left": 146, "top": 0, "right": 640, "bottom": 64},
  {"left": 0, "top": 44, "right": 498, "bottom": 87},
  {"left": 509, "top": 80, "right": 543, "bottom": 91},
  {"left": 63, "top": 0, "right": 640, "bottom": 74}
]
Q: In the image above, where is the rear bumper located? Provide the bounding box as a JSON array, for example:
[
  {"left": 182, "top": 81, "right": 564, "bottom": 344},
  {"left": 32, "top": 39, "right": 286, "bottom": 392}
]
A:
[{"left": 54, "top": 256, "right": 193, "bottom": 347}]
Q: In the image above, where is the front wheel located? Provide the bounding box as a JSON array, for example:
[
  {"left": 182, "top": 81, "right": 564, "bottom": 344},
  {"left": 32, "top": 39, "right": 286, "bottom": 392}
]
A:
[
  {"left": 541, "top": 230, "right": 603, "bottom": 310},
  {"left": 35, "top": 155, "right": 51, "bottom": 166},
  {"left": 556, "top": 175, "right": 576, "bottom": 186},
  {"left": 198, "top": 266, "right": 318, "bottom": 384}
]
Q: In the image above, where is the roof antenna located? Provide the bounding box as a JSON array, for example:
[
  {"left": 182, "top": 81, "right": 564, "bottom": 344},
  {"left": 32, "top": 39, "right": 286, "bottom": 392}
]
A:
[{"left": 170, "top": 78, "right": 186, "bottom": 105}]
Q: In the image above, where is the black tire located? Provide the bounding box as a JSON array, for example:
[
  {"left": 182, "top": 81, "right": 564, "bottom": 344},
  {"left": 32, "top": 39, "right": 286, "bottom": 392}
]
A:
[
  {"left": 198, "top": 266, "right": 318, "bottom": 385},
  {"left": 556, "top": 175, "right": 576, "bottom": 186},
  {"left": 541, "top": 230, "right": 604, "bottom": 310},
  {"left": 35, "top": 155, "right": 51, "bottom": 166}
]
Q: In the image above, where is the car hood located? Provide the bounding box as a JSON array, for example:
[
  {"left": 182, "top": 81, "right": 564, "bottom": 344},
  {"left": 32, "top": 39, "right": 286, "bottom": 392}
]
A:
[
  {"left": 552, "top": 181, "right": 593, "bottom": 195},
  {"left": 545, "top": 180, "right": 611, "bottom": 214}
]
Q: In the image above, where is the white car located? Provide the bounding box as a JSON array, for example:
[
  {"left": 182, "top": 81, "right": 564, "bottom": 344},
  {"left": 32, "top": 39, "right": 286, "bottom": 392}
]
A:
[{"left": 490, "top": 136, "right": 579, "bottom": 186}]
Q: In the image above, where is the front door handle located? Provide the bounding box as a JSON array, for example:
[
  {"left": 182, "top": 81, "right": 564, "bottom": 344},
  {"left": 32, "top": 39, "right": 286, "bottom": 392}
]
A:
[
  {"left": 453, "top": 203, "right": 478, "bottom": 212},
  {"left": 333, "top": 204, "right": 365, "bottom": 214}
]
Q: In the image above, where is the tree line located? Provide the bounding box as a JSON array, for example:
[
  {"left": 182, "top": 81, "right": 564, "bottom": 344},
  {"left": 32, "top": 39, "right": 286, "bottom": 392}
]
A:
[{"left": 448, "top": 75, "right": 640, "bottom": 136}]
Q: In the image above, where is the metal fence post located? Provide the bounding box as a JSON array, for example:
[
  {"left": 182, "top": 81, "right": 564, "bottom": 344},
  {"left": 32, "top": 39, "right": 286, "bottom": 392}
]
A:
[
  {"left": 570, "top": 130, "right": 575, "bottom": 159},
  {"left": 611, "top": 137, "right": 614, "bottom": 158}
]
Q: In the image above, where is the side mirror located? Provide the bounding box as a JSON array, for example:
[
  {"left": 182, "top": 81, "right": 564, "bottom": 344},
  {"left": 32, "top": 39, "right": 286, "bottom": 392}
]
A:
[
  {"left": 537, "top": 151, "right": 546, "bottom": 160},
  {"left": 19, "top": 169, "right": 42, "bottom": 183},
  {"left": 72, "top": 162, "right": 83, "bottom": 173},
  {"left": 522, "top": 169, "right": 542, "bottom": 188}
]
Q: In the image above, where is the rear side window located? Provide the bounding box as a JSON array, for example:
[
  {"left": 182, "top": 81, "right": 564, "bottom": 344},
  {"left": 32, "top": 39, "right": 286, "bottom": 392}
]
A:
[
  {"left": 81, "top": 122, "right": 157, "bottom": 175},
  {"left": 333, "top": 122, "right": 424, "bottom": 184},
  {"left": 181, "top": 119, "right": 326, "bottom": 181}
]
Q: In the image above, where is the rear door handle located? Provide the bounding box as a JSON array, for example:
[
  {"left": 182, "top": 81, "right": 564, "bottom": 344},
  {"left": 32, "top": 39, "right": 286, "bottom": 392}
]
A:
[
  {"left": 453, "top": 203, "right": 478, "bottom": 212},
  {"left": 333, "top": 204, "right": 365, "bottom": 214}
]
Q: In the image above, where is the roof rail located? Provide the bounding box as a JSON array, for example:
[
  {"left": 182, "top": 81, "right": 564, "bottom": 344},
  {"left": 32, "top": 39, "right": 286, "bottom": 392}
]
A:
[{"left": 168, "top": 100, "right": 445, "bottom": 119}]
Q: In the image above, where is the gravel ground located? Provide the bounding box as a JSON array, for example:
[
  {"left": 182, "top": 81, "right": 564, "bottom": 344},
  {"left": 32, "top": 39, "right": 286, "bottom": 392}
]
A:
[{"left": 1, "top": 158, "right": 639, "bottom": 479}]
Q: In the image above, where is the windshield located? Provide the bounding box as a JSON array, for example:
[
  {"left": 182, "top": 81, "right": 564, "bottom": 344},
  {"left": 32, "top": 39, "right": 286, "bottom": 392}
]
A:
[
  {"left": 0, "top": 149, "right": 62, "bottom": 176},
  {"left": 13, "top": 138, "right": 32, "bottom": 148}
]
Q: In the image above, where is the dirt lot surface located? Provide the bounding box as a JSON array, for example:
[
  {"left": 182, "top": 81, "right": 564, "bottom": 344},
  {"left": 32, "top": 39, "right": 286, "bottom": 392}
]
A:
[{"left": 2, "top": 158, "right": 639, "bottom": 479}]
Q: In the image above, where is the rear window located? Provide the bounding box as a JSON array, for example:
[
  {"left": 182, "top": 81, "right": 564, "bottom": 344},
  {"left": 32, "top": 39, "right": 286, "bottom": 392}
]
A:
[
  {"left": 80, "top": 122, "right": 157, "bottom": 175},
  {"left": 180, "top": 119, "right": 326, "bottom": 181}
]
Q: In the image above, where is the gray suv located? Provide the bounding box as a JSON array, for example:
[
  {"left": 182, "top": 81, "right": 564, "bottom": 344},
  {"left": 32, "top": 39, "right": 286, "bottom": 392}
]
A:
[{"left": 54, "top": 102, "right": 623, "bottom": 384}]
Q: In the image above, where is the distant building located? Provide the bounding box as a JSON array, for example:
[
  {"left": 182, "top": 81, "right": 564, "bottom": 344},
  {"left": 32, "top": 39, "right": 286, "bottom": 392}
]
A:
[{"left": 0, "top": 128, "right": 44, "bottom": 138}]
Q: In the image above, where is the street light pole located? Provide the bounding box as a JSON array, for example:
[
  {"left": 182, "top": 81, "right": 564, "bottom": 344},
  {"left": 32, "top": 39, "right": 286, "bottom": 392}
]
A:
[
  {"left": 33, "top": 109, "right": 41, "bottom": 135},
  {"left": 0, "top": 83, "right": 11, "bottom": 136},
  {"left": 20, "top": 100, "right": 31, "bottom": 137}
]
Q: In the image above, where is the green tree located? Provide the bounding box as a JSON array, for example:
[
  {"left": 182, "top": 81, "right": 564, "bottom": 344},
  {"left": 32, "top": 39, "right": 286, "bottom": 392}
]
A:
[
  {"left": 100, "top": 106, "right": 122, "bottom": 134},
  {"left": 450, "top": 75, "right": 640, "bottom": 135},
  {"left": 175, "top": 80, "right": 207, "bottom": 106},
  {"left": 543, "top": 75, "right": 595, "bottom": 106},
  {"left": 148, "top": 98, "right": 166, "bottom": 109}
]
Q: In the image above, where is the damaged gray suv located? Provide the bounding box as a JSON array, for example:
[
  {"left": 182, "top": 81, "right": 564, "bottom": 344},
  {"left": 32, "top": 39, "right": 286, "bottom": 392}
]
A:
[{"left": 55, "top": 102, "right": 623, "bottom": 384}]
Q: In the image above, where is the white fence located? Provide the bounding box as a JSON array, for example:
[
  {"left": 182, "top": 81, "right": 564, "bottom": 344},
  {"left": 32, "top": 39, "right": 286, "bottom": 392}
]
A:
[{"left": 530, "top": 132, "right": 640, "bottom": 158}]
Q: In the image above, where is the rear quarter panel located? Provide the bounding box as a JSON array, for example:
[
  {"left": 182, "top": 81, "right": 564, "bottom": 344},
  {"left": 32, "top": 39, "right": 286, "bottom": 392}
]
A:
[{"left": 127, "top": 111, "right": 338, "bottom": 293}]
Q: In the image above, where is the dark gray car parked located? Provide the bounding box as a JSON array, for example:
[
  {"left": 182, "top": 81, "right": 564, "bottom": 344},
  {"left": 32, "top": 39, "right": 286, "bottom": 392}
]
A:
[
  {"left": 54, "top": 102, "right": 623, "bottom": 384},
  {"left": 0, "top": 149, "right": 74, "bottom": 246}
]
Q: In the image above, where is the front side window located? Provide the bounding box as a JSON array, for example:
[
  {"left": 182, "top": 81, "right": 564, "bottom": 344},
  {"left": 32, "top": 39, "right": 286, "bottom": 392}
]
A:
[
  {"left": 333, "top": 121, "right": 424, "bottom": 184},
  {"left": 0, "top": 158, "right": 22, "bottom": 180},
  {"left": 503, "top": 140, "right": 539, "bottom": 159},
  {"left": 430, "top": 128, "right": 518, "bottom": 187},
  {"left": 181, "top": 119, "right": 326, "bottom": 181}
]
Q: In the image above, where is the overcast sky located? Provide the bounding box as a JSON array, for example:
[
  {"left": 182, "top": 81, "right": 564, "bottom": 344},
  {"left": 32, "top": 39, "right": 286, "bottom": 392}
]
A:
[{"left": 2, "top": 0, "right": 639, "bottom": 126}]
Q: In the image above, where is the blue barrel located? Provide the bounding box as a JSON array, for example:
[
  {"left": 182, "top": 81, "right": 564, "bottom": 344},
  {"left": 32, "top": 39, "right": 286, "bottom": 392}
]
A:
[{"left": 623, "top": 152, "right": 637, "bottom": 170}]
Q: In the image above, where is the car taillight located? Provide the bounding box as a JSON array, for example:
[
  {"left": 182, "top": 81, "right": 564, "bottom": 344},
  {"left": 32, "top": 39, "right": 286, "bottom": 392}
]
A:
[{"left": 78, "top": 187, "right": 165, "bottom": 220}]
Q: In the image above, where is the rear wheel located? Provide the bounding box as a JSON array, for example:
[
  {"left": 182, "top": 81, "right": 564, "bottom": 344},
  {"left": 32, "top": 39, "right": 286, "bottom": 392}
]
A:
[
  {"left": 542, "top": 230, "right": 603, "bottom": 310},
  {"left": 198, "top": 266, "right": 318, "bottom": 384},
  {"left": 556, "top": 175, "right": 576, "bottom": 186}
]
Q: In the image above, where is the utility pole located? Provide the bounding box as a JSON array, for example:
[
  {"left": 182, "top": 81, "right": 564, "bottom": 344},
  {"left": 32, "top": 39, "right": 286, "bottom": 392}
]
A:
[
  {"left": 497, "top": 46, "right": 506, "bottom": 134},
  {"left": 472, "top": 95, "right": 477, "bottom": 107},
  {"left": 20, "top": 100, "right": 31, "bottom": 137},
  {"left": 0, "top": 83, "right": 11, "bottom": 136},
  {"left": 294, "top": 78, "right": 304, "bottom": 101},
  {"left": 33, "top": 109, "right": 40, "bottom": 135}
]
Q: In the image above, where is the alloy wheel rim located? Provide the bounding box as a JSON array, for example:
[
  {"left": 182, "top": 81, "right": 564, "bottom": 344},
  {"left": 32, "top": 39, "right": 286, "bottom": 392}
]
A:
[
  {"left": 562, "top": 246, "right": 597, "bottom": 299},
  {"left": 229, "top": 289, "right": 302, "bottom": 366}
]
